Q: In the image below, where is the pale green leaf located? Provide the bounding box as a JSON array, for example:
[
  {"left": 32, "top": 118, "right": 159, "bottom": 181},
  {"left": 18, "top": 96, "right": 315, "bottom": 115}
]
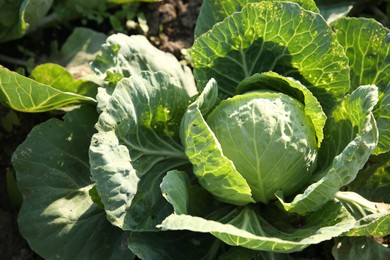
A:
[
  {"left": 160, "top": 201, "right": 356, "bottom": 253},
  {"left": 318, "top": 85, "right": 379, "bottom": 171},
  {"left": 12, "top": 106, "right": 133, "bottom": 259},
  {"left": 192, "top": 2, "right": 350, "bottom": 113},
  {"left": 89, "top": 71, "right": 190, "bottom": 230},
  {"left": 161, "top": 171, "right": 191, "bottom": 215},
  {"left": 237, "top": 72, "right": 326, "bottom": 147},
  {"left": 0, "top": 65, "right": 96, "bottom": 112},
  {"left": 92, "top": 34, "right": 197, "bottom": 98},
  {"left": 23, "top": 0, "right": 54, "bottom": 30}
]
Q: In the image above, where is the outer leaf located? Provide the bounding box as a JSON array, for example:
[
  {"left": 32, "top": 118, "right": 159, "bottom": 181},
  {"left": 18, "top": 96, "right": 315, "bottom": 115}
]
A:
[
  {"left": 89, "top": 71, "right": 190, "bottom": 230},
  {"left": 237, "top": 71, "right": 326, "bottom": 147},
  {"left": 12, "top": 106, "right": 132, "bottom": 259},
  {"left": 317, "top": 85, "right": 379, "bottom": 171},
  {"left": 0, "top": 0, "right": 53, "bottom": 43},
  {"left": 193, "top": 78, "right": 220, "bottom": 116},
  {"left": 160, "top": 201, "right": 356, "bottom": 253},
  {"left": 180, "top": 84, "right": 254, "bottom": 206},
  {"left": 91, "top": 34, "right": 197, "bottom": 98},
  {"left": 0, "top": 0, "right": 24, "bottom": 43},
  {"left": 334, "top": 191, "right": 390, "bottom": 237},
  {"left": 346, "top": 213, "right": 390, "bottom": 237},
  {"left": 192, "top": 2, "right": 350, "bottom": 113},
  {"left": 332, "top": 237, "right": 390, "bottom": 260},
  {"left": 0, "top": 65, "right": 96, "bottom": 112},
  {"left": 55, "top": 27, "right": 107, "bottom": 79},
  {"left": 194, "top": 0, "right": 320, "bottom": 38},
  {"left": 30, "top": 63, "right": 98, "bottom": 98},
  {"left": 161, "top": 170, "right": 224, "bottom": 217},
  {"left": 333, "top": 17, "right": 390, "bottom": 154},
  {"left": 278, "top": 86, "right": 379, "bottom": 215},
  {"left": 121, "top": 161, "right": 176, "bottom": 231}
]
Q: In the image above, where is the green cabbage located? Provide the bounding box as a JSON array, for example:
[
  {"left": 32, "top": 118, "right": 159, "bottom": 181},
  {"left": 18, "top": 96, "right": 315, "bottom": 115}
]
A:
[{"left": 207, "top": 90, "right": 317, "bottom": 203}]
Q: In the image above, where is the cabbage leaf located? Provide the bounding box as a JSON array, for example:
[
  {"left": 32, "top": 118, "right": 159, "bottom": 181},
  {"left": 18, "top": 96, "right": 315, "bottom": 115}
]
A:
[
  {"left": 89, "top": 71, "right": 191, "bottom": 230},
  {"left": 192, "top": 1, "right": 350, "bottom": 113},
  {"left": 12, "top": 106, "right": 133, "bottom": 259}
]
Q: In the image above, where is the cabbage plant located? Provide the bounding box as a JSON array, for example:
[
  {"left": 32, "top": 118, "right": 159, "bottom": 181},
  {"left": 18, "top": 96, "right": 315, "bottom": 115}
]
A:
[{"left": 11, "top": 0, "right": 390, "bottom": 259}]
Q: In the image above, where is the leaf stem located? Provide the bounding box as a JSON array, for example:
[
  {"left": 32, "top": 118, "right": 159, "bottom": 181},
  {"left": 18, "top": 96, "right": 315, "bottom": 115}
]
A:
[{"left": 335, "top": 191, "right": 388, "bottom": 219}]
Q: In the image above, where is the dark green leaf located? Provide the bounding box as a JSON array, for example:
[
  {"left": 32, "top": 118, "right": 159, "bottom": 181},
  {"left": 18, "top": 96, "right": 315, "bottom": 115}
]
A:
[
  {"left": 12, "top": 106, "right": 133, "bottom": 259},
  {"left": 128, "top": 231, "right": 222, "bottom": 260},
  {"left": 333, "top": 237, "right": 390, "bottom": 260}
]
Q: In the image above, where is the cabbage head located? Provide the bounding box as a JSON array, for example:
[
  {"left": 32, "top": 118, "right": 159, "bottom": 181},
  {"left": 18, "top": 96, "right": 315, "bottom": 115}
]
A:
[
  {"left": 181, "top": 72, "right": 327, "bottom": 206},
  {"left": 206, "top": 90, "right": 318, "bottom": 204}
]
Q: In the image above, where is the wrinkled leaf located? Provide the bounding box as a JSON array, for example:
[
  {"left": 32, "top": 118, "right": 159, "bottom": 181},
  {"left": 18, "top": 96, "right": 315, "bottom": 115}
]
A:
[
  {"left": 91, "top": 34, "right": 197, "bottom": 98},
  {"left": 0, "top": 65, "right": 96, "bottom": 112},
  {"left": 160, "top": 166, "right": 357, "bottom": 253},
  {"left": 192, "top": 2, "right": 350, "bottom": 113},
  {"left": 160, "top": 201, "right": 356, "bottom": 253},
  {"left": 278, "top": 86, "right": 379, "bottom": 215},
  {"left": 333, "top": 17, "right": 390, "bottom": 154},
  {"left": 194, "top": 0, "right": 320, "bottom": 38},
  {"left": 89, "top": 71, "right": 190, "bottom": 230},
  {"left": 12, "top": 106, "right": 133, "bottom": 259}
]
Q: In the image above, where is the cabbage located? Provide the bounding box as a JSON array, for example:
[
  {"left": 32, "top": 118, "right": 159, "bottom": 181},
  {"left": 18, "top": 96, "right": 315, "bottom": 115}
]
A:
[
  {"left": 10, "top": 0, "right": 389, "bottom": 258},
  {"left": 207, "top": 90, "right": 318, "bottom": 203}
]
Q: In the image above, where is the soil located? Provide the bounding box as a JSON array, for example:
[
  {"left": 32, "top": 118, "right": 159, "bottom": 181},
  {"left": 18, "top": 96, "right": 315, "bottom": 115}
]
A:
[{"left": 0, "top": 0, "right": 202, "bottom": 259}]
